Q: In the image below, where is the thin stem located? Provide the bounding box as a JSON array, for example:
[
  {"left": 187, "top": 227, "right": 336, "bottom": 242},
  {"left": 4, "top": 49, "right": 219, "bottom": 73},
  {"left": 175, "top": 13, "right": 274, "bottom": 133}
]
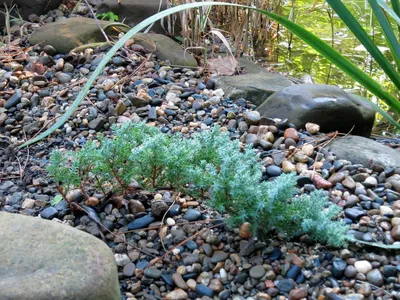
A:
[{"left": 83, "top": 0, "right": 110, "bottom": 43}]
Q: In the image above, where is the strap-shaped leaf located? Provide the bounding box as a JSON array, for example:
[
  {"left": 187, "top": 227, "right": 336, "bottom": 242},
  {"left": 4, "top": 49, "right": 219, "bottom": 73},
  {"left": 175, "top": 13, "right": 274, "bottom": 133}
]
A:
[
  {"left": 369, "top": 0, "right": 400, "bottom": 70},
  {"left": 326, "top": 0, "right": 400, "bottom": 90},
  {"left": 377, "top": 0, "right": 400, "bottom": 26}
]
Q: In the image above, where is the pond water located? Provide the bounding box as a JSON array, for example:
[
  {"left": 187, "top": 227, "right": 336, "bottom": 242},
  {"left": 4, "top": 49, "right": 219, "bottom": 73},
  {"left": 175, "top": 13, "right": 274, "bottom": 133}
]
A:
[{"left": 259, "top": 0, "right": 397, "bottom": 111}]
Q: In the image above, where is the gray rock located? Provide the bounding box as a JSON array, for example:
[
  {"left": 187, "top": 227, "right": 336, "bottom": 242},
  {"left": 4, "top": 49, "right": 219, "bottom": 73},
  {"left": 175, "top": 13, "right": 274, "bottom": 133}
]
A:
[
  {"left": 214, "top": 65, "right": 291, "bottom": 106},
  {"left": 40, "top": 207, "right": 58, "bottom": 220},
  {"left": 327, "top": 135, "right": 400, "bottom": 171},
  {"left": 144, "top": 268, "right": 162, "bottom": 279},
  {"left": 366, "top": 269, "right": 384, "bottom": 287},
  {"left": 5, "top": 89, "right": 22, "bottom": 109},
  {"left": 344, "top": 208, "right": 366, "bottom": 222},
  {"left": 133, "top": 33, "right": 197, "bottom": 68},
  {"left": 29, "top": 18, "right": 115, "bottom": 53},
  {"left": 211, "top": 251, "right": 229, "bottom": 263},
  {"left": 243, "top": 111, "right": 261, "bottom": 125},
  {"left": 332, "top": 258, "right": 347, "bottom": 279},
  {"left": 249, "top": 265, "right": 266, "bottom": 279},
  {"left": 276, "top": 279, "right": 295, "bottom": 292},
  {"left": 151, "top": 201, "right": 168, "bottom": 218},
  {"left": 57, "top": 72, "right": 72, "bottom": 84},
  {"left": 88, "top": 117, "right": 105, "bottom": 131},
  {"left": 0, "top": 212, "right": 120, "bottom": 300},
  {"left": 127, "top": 93, "right": 149, "bottom": 107},
  {"left": 257, "top": 84, "right": 375, "bottom": 137},
  {"left": 96, "top": 0, "right": 176, "bottom": 34},
  {"left": 184, "top": 209, "right": 201, "bottom": 221}
]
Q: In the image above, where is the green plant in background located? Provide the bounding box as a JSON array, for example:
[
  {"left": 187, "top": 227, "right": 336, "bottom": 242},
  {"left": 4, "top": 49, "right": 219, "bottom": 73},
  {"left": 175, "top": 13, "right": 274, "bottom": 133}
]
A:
[
  {"left": 48, "top": 122, "right": 348, "bottom": 247},
  {"left": 96, "top": 11, "right": 119, "bottom": 22}
]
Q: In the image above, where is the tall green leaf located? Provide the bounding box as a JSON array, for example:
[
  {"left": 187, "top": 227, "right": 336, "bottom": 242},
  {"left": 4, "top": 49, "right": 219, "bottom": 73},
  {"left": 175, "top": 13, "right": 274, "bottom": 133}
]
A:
[
  {"left": 326, "top": 0, "right": 400, "bottom": 90},
  {"left": 369, "top": 0, "right": 400, "bottom": 70},
  {"left": 19, "top": 2, "right": 400, "bottom": 148},
  {"left": 377, "top": 0, "right": 400, "bottom": 26},
  {"left": 389, "top": 0, "right": 400, "bottom": 34}
]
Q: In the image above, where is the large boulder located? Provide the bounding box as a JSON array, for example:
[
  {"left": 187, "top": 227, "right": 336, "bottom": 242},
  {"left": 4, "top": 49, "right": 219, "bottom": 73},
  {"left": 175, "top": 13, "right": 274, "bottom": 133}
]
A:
[
  {"left": 28, "top": 17, "right": 113, "bottom": 53},
  {"left": 0, "top": 212, "right": 121, "bottom": 300},
  {"left": 214, "top": 58, "right": 292, "bottom": 106},
  {"left": 256, "top": 84, "right": 376, "bottom": 137},
  {"left": 95, "top": 0, "right": 179, "bottom": 34},
  {"left": 133, "top": 33, "right": 197, "bottom": 67},
  {"left": 0, "top": 0, "right": 62, "bottom": 28},
  {"left": 28, "top": 17, "right": 115, "bottom": 54},
  {"left": 327, "top": 135, "right": 400, "bottom": 171}
]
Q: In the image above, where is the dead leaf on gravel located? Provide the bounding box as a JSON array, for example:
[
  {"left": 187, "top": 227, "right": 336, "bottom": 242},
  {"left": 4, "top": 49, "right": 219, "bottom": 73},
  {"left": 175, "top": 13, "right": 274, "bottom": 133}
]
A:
[{"left": 206, "top": 56, "right": 238, "bottom": 76}]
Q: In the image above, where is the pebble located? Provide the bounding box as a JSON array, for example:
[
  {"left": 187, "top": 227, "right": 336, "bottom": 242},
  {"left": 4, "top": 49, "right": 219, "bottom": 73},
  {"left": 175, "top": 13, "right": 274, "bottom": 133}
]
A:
[
  {"left": 266, "top": 165, "right": 282, "bottom": 177},
  {"left": 144, "top": 268, "right": 162, "bottom": 279},
  {"left": 211, "top": 251, "right": 229, "bottom": 263},
  {"left": 172, "top": 273, "right": 188, "bottom": 290},
  {"left": 332, "top": 258, "right": 347, "bottom": 279},
  {"left": 184, "top": 209, "right": 201, "bottom": 221},
  {"left": 354, "top": 260, "right": 372, "bottom": 274},
  {"left": 366, "top": 269, "right": 384, "bottom": 287},
  {"left": 249, "top": 265, "right": 266, "bottom": 279},
  {"left": 39, "top": 207, "right": 58, "bottom": 219},
  {"left": 196, "top": 284, "right": 214, "bottom": 297},
  {"left": 276, "top": 279, "right": 295, "bottom": 292},
  {"left": 289, "top": 287, "right": 308, "bottom": 300},
  {"left": 165, "top": 289, "right": 188, "bottom": 300},
  {"left": 243, "top": 111, "right": 261, "bottom": 125},
  {"left": 127, "top": 215, "right": 155, "bottom": 230}
]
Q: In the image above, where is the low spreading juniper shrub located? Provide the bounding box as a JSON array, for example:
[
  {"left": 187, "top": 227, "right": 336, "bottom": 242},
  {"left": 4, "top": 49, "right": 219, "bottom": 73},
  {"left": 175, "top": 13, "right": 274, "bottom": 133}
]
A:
[{"left": 48, "top": 122, "right": 348, "bottom": 247}]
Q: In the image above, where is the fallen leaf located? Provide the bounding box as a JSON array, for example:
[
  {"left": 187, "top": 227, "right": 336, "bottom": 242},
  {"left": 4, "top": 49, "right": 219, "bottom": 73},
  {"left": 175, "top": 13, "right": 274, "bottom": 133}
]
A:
[{"left": 206, "top": 56, "right": 238, "bottom": 76}]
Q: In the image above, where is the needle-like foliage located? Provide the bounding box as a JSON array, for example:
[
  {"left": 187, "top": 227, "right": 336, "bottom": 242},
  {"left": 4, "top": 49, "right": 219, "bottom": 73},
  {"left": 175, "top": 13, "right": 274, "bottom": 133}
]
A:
[{"left": 48, "top": 122, "right": 348, "bottom": 246}]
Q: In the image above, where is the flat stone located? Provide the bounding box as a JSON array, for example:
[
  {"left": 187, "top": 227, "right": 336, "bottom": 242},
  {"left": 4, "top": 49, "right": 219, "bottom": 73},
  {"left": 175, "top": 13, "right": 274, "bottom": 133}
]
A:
[
  {"left": 211, "top": 251, "right": 229, "bottom": 263},
  {"left": 0, "top": 212, "right": 120, "bottom": 299},
  {"left": 195, "top": 284, "right": 214, "bottom": 297},
  {"left": 214, "top": 60, "right": 292, "bottom": 106},
  {"left": 29, "top": 18, "right": 115, "bottom": 53},
  {"left": 276, "top": 278, "right": 295, "bottom": 292},
  {"left": 127, "top": 215, "right": 155, "bottom": 230},
  {"left": 249, "top": 265, "right": 266, "bottom": 279},
  {"left": 328, "top": 135, "right": 400, "bottom": 171}
]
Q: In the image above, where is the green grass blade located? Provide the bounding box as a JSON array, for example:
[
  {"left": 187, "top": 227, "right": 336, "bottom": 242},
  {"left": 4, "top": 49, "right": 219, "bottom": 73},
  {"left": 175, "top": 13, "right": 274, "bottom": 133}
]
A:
[
  {"left": 326, "top": 0, "right": 400, "bottom": 91},
  {"left": 370, "top": 0, "right": 400, "bottom": 70},
  {"left": 390, "top": 0, "right": 400, "bottom": 34},
  {"left": 378, "top": 0, "right": 400, "bottom": 26},
  {"left": 352, "top": 94, "right": 400, "bottom": 130}
]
